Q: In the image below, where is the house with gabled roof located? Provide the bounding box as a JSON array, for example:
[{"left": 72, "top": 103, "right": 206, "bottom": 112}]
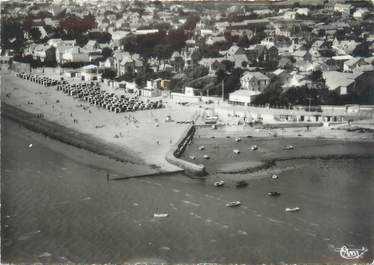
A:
[
  {"left": 240, "top": 71, "right": 270, "bottom": 91},
  {"left": 228, "top": 71, "right": 270, "bottom": 106},
  {"left": 323, "top": 71, "right": 363, "bottom": 95},
  {"left": 343, "top": 58, "right": 369, "bottom": 72}
]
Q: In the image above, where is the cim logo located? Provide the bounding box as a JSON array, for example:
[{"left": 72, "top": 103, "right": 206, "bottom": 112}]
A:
[{"left": 335, "top": 245, "right": 368, "bottom": 260}]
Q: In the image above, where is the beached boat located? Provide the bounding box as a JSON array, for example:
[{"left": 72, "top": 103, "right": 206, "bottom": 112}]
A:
[
  {"left": 250, "top": 145, "right": 258, "bottom": 151},
  {"left": 226, "top": 201, "right": 241, "bottom": 207},
  {"left": 203, "top": 154, "right": 210, "bottom": 159},
  {"left": 199, "top": 146, "right": 205, "bottom": 151},
  {"left": 267, "top": 192, "right": 281, "bottom": 197},
  {"left": 284, "top": 145, "right": 294, "bottom": 150},
  {"left": 153, "top": 213, "right": 169, "bottom": 218},
  {"left": 233, "top": 149, "right": 240, "bottom": 154},
  {"left": 285, "top": 207, "right": 300, "bottom": 212},
  {"left": 214, "top": 181, "right": 225, "bottom": 187},
  {"left": 272, "top": 174, "right": 278, "bottom": 179}
]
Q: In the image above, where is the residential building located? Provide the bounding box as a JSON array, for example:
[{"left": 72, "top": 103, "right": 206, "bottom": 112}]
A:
[{"left": 240, "top": 71, "right": 270, "bottom": 91}]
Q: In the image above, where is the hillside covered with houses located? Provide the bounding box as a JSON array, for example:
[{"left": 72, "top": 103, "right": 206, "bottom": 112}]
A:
[{"left": 2, "top": 0, "right": 374, "bottom": 106}]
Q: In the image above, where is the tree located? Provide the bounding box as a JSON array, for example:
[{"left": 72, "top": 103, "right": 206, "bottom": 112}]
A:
[
  {"left": 173, "top": 56, "right": 185, "bottom": 73},
  {"left": 102, "top": 47, "right": 113, "bottom": 59},
  {"left": 88, "top": 31, "right": 112, "bottom": 43},
  {"left": 310, "top": 70, "right": 324, "bottom": 83},
  {"left": 352, "top": 42, "right": 371, "bottom": 57},
  {"left": 191, "top": 49, "right": 202, "bottom": 64},
  {"left": 59, "top": 15, "right": 97, "bottom": 33},
  {"left": 153, "top": 44, "right": 173, "bottom": 60},
  {"left": 237, "top": 34, "right": 250, "bottom": 48},
  {"left": 186, "top": 65, "right": 209, "bottom": 79},
  {"left": 198, "top": 44, "right": 222, "bottom": 58},
  {"left": 1, "top": 19, "right": 25, "bottom": 53},
  {"left": 183, "top": 14, "right": 200, "bottom": 31},
  {"left": 117, "top": 71, "right": 135, "bottom": 82},
  {"left": 102, "top": 69, "right": 117, "bottom": 80},
  {"left": 122, "top": 34, "right": 138, "bottom": 53},
  {"left": 29, "top": 27, "right": 42, "bottom": 42}
]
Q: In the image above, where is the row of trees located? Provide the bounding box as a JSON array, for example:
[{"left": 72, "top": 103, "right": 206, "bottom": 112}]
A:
[{"left": 119, "top": 14, "right": 199, "bottom": 59}]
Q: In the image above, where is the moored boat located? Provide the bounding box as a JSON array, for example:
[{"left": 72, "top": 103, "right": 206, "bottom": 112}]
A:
[
  {"left": 285, "top": 207, "right": 300, "bottom": 212},
  {"left": 214, "top": 181, "right": 225, "bottom": 187},
  {"left": 235, "top": 180, "right": 248, "bottom": 188},
  {"left": 284, "top": 145, "right": 294, "bottom": 150},
  {"left": 153, "top": 213, "right": 169, "bottom": 218},
  {"left": 226, "top": 201, "right": 241, "bottom": 207}
]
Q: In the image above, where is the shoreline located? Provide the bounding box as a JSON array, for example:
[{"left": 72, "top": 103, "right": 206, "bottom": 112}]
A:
[
  {"left": 1, "top": 103, "right": 167, "bottom": 176},
  {"left": 217, "top": 153, "right": 374, "bottom": 175},
  {"left": 195, "top": 124, "right": 374, "bottom": 143},
  {"left": 2, "top": 70, "right": 373, "bottom": 179},
  {"left": 1, "top": 72, "right": 198, "bottom": 173},
  {"left": 182, "top": 133, "right": 374, "bottom": 185}
]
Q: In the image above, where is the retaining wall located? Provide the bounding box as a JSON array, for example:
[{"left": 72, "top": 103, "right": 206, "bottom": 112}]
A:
[{"left": 165, "top": 125, "right": 206, "bottom": 177}]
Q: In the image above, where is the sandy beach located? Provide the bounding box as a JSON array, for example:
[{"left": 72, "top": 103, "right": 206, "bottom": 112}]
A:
[
  {"left": 2, "top": 69, "right": 374, "bottom": 177},
  {"left": 1, "top": 70, "right": 199, "bottom": 174}
]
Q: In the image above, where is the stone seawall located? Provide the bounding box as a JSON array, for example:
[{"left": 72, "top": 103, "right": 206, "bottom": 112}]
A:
[{"left": 165, "top": 125, "right": 206, "bottom": 177}]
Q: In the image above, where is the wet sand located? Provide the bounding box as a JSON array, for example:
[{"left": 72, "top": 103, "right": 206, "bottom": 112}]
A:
[{"left": 182, "top": 129, "right": 374, "bottom": 185}]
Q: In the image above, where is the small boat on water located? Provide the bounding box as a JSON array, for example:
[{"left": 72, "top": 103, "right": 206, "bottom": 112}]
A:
[
  {"left": 153, "top": 213, "right": 169, "bottom": 218},
  {"left": 284, "top": 145, "right": 294, "bottom": 150},
  {"left": 251, "top": 145, "right": 258, "bottom": 151},
  {"left": 214, "top": 181, "right": 225, "bottom": 187},
  {"left": 235, "top": 137, "right": 241, "bottom": 142},
  {"left": 28, "top": 144, "right": 33, "bottom": 148},
  {"left": 285, "top": 207, "right": 300, "bottom": 212},
  {"left": 226, "top": 201, "right": 241, "bottom": 207},
  {"left": 203, "top": 154, "right": 210, "bottom": 159},
  {"left": 272, "top": 174, "right": 278, "bottom": 179},
  {"left": 233, "top": 149, "right": 240, "bottom": 154},
  {"left": 199, "top": 146, "right": 205, "bottom": 151},
  {"left": 236, "top": 180, "right": 248, "bottom": 188},
  {"left": 189, "top": 155, "right": 196, "bottom": 160},
  {"left": 267, "top": 192, "right": 281, "bottom": 197}
]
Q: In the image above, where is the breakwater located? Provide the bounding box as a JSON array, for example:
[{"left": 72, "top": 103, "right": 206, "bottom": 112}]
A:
[{"left": 165, "top": 124, "right": 206, "bottom": 177}]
